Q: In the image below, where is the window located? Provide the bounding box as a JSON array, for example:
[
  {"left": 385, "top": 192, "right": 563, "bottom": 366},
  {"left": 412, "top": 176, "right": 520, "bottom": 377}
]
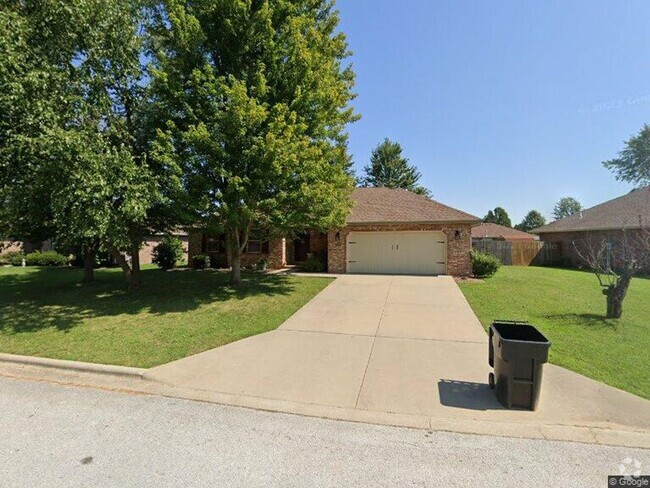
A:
[
  {"left": 246, "top": 240, "right": 263, "bottom": 254},
  {"left": 205, "top": 237, "right": 220, "bottom": 253},
  {"left": 205, "top": 234, "right": 226, "bottom": 253}
]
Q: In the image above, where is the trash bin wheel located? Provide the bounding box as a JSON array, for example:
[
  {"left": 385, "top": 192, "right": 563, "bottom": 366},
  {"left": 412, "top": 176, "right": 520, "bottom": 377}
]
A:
[{"left": 488, "top": 372, "right": 495, "bottom": 389}]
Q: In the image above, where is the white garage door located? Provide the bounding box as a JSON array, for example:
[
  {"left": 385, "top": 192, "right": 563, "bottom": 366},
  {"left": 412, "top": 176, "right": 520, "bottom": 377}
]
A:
[{"left": 346, "top": 231, "right": 447, "bottom": 275}]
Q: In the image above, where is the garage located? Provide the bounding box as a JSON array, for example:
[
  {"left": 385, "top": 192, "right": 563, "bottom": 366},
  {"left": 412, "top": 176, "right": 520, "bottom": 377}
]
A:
[{"left": 347, "top": 231, "right": 447, "bottom": 275}]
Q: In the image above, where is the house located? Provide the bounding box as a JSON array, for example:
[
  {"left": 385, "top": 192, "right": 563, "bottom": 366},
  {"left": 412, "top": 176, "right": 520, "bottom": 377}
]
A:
[
  {"left": 188, "top": 187, "right": 479, "bottom": 276},
  {"left": 531, "top": 187, "right": 650, "bottom": 267},
  {"left": 471, "top": 223, "right": 539, "bottom": 243}
]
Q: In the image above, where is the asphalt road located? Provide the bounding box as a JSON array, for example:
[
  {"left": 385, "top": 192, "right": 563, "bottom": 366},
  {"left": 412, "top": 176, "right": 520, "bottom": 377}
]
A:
[{"left": 0, "top": 376, "right": 647, "bottom": 488}]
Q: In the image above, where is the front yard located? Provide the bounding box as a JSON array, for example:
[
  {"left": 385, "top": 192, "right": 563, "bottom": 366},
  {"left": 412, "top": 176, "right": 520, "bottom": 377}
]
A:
[
  {"left": 458, "top": 266, "right": 650, "bottom": 399},
  {"left": 0, "top": 266, "right": 331, "bottom": 368}
]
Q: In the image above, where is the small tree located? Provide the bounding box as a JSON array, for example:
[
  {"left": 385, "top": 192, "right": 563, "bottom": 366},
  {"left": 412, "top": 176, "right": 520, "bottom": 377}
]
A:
[
  {"left": 483, "top": 207, "right": 512, "bottom": 227},
  {"left": 574, "top": 228, "right": 650, "bottom": 318},
  {"left": 152, "top": 236, "right": 184, "bottom": 270},
  {"left": 515, "top": 210, "right": 546, "bottom": 232},
  {"left": 362, "top": 138, "right": 430, "bottom": 197},
  {"left": 603, "top": 124, "right": 650, "bottom": 186},
  {"left": 553, "top": 197, "right": 582, "bottom": 220}
]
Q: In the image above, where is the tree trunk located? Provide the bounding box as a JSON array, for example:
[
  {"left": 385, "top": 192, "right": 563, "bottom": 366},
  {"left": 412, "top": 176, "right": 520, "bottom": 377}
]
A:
[
  {"left": 230, "top": 251, "right": 242, "bottom": 287},
  {"left": 82, "top": 244, "right": 95, "bottom": 283},
  {"left": 111, "top": 249, "right": 132, "bottom": 284},
  {"left": 229, "top": 228, "right": 249, "bottom": 287},
  {"left": 605, "top": 273, "right": 632, "bottom": 319},
  {"left": 129, "top": 242, "right": 142, "bottom": 291}
]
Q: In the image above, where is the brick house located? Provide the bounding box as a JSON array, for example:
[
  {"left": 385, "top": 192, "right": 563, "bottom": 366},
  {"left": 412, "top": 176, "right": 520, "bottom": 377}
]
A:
[
  {"left": 188, "top": 187, "right": 479, "bottom": 276},
  {"left": 532, "top": 187, "right": 650, "bottom": 268}
]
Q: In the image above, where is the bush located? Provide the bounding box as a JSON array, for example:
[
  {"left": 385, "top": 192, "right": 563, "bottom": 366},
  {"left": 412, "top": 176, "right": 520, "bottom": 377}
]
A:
[
  {"left": 24, "top": 251, "right": 69, "bottom": 267},
  {"left": 192, "top": 254, "right": 211, "bottom": 269},
  {"left": 152, "top": 236, "right": 185, "bottom": 270},
  {"left": 471, "top": 250, "right": 501, "bottom": 278},
  {"left": 301, "top": 254, "right": 326, "bottom": 273},
  {"left": 255, "top": 258, "right": 268, "bottom": 271},
  {"left": 0, "top": 251, "right": 25, "bottom": 266}
]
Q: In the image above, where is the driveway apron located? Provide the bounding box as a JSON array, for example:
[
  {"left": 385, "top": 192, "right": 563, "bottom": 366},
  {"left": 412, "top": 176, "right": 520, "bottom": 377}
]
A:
[{"left": 146, "top": 274, "right": 650, "bottom": 434}]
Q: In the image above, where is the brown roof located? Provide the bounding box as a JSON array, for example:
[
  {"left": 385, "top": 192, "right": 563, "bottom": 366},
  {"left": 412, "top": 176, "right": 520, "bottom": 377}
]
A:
[
  {"left": 471, "top": 222, "right": 538, "bottom": 240},
  {"left": 533, "top": 186, "right": 650, "bottom": 234},
  {"left": 348, "top": 187, "right": 479, "bottom": 224}
]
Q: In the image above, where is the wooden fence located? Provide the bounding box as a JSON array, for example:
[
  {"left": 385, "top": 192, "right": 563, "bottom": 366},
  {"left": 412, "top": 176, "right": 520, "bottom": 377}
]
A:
[{"left": 472, "top": 240, "right": 563, "bottom": 266}]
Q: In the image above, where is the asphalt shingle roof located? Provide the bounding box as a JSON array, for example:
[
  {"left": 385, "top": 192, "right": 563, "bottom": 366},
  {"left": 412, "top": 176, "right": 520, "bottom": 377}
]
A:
[
  {"left": 471, "top": 222, "right": 538, "bottom": 240},
  {"left": 532, "top": 186, "right": 650, "bottom": 233},
  {"left": 348, "top": 187, "right": 479, "bottom": 224}
]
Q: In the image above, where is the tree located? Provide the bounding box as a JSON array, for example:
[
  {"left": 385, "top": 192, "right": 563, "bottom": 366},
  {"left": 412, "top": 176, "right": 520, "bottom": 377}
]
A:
[
  {"left": 603, "top": 124, "right": 650, "bottom": 187},
  {"left": 515, "top": 210, "right": 546, "bottom": 232},
  {"left": 574, "top": 229, "right": 650, "bottom": 318},
  {"left": 0, "top": 0, "right": 163, "bottom": 288},
  {"left": 149, "top": 0, "right": 358, "bottom": 286},
  {"left": 362, "top": 138, "right": 430, "bottom": 197},
  {"left": 483, "top": 207, "right": 512, "bottom": 227},
  {"left": 553, "top": 197, "right": 582, "bottom": 220}
]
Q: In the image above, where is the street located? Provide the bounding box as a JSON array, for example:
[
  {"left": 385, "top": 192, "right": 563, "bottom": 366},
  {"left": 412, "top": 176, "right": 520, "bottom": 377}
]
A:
[{"left": 0, "top": 376, "right": 647, "bottom": 488}]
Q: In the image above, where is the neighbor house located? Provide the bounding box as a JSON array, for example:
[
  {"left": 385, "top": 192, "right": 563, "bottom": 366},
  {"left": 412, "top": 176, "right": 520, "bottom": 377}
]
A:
[
  {"left": 471, "top": 222, "right": 539, "bottom": 243},
  {"left": 532, "top": 187, "right": 650, "bottom": 267},
  {"left": 188, "top": 187, "right": 480, "bottom": 276}
]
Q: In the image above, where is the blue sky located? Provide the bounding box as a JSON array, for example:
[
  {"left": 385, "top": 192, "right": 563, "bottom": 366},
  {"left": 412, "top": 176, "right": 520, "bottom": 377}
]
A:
[{"left": 336, "top": 0, "right": 650, "bottom": 223}]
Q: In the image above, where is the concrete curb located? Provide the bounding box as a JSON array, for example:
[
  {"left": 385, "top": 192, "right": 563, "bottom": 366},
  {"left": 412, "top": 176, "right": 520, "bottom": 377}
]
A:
[{"left": 0, "top": 353, "right": 145, "bottom": 378}]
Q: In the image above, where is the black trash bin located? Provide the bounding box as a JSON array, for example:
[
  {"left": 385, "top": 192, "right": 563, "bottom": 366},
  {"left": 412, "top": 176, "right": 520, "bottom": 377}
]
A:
[{"left": 488, "top": 320, "right": 551, "bottom": 410}]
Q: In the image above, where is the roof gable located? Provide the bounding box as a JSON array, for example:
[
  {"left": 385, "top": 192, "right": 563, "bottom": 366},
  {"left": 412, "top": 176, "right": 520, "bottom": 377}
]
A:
[
  {"left": 348, "top": 187, "right": 479, "bottom": 224},
  {"left": 533, "top": 187, "right": 650, "bottom": 233}
]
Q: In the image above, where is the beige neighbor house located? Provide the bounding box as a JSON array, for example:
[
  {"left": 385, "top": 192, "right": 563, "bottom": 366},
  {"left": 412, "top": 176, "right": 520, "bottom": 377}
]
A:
[
  {"left": 531, "top": 186, "right": 650, "bottom": 268},
  {"left": 188, "top": 187, "right": 480, "bottom": 276}
]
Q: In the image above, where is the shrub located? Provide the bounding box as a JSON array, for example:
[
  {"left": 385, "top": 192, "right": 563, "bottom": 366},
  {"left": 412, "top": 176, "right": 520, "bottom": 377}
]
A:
[
  {"left": 24, "top": 251, "right": 70, "bottom": 267},
  {"left": 152, "top": 236, "right": 185, "bottom": 270},
  {"left": 0, "top": 251, "right": 25, "bottom": 266},
  {"left": 192, "top": 254, "right": 211, "bottom": 269},
  {"left": 301, "top": 254, "right": 326, "bottom": 273},
  {"left": 471, "top": 250, "right": 501, "bottom": 278},
  {"left": 255, "top": 258, "right": 268, "bottom": 271}
]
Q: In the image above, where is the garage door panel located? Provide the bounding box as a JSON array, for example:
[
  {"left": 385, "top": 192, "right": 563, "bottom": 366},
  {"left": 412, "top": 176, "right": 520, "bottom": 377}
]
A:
[{"left": 347, "top": 231, "right": 446, "bottom": 275}]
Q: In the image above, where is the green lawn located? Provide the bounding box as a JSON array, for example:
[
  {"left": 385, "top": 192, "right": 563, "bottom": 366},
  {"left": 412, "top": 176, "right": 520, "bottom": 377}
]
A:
[
  {"left": 458, "top": 266, "right": 650, "bottom": 399},
  {"left": 0, "top": 266, "right": 331, "bottom": 368}
]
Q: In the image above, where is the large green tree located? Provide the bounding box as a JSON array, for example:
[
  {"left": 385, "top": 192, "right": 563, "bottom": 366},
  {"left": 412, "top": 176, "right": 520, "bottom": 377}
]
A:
[
  {"left": 362, "top": 138, "right": 430, "bottom": 196},
  {"left": 603, "top": 125, "right": 650, "bottom": 187},
  {"left": 483, "top": 207, "right": 512, "bottom": 227},
  {"left": 515, "top": 210, "right": 546, "bottom": 232},
  {"left": 149, "top": 0, "right": 358, "bottom": 286},
  {"left": 0, "top": 0, "right": 162, "bottom": 288},
  {"left": 552, "top": 197, "right": 582, "bottom": 220}
]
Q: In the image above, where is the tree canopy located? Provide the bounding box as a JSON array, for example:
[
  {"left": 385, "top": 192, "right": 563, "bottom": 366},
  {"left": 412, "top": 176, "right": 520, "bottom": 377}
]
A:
[
  {"left": 148, "top": 0, "right": 358, "bottom": 285},
  {"left": 515, "top": 210, "right": 546, "bottom": 232},
  {"left": 483, "top": 207, "right": 512, "bottom": 227},
  {"left": 603, "top": 124, "right": 650, "bottom": 187},
  {"left": 362, "top": 138, "right": 430, "bottom": 197},
  {"left": 552, "top": 197, "right": 582, "bottom": 220}
]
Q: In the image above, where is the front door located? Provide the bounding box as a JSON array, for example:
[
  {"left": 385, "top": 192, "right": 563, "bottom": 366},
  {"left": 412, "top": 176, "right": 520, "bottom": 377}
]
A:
[{"left": 294, "top": 233, "right": 311, "bottom": 262}]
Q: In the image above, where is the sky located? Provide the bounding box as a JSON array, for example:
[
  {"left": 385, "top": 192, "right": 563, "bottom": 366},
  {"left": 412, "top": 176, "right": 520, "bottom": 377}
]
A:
[{"left": 336, "top": 0, "right": 650, "bottom": 223}]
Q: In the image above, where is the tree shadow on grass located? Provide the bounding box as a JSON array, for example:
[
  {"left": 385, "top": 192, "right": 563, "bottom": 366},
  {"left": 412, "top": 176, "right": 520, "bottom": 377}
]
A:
[
  {"left": 0, "top": 267, "right": 298, "bottom": 334},
  {"left": 544, "top": 313, "right": 618, "bottom": 330}
]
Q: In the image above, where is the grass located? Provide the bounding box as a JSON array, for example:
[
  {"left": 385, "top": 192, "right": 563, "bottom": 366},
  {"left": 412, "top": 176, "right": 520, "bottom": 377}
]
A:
[
  {"left": 0, "top": 265, "right": 332, "bottom": 368},
  {"left": 458, "top": 266, "right": 650, "bottom": 399}
]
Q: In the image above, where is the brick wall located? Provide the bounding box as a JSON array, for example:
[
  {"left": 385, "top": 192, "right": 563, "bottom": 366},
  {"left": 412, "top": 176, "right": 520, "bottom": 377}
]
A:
[
  {"left": 188, "top": 231, "right": 286, "bottom": 269},
  {"left": 539, "top": 229, "right": 648, "bottom": 270},
  {"left": 327, "top": 223, "right": 473, "bottom": 276}
]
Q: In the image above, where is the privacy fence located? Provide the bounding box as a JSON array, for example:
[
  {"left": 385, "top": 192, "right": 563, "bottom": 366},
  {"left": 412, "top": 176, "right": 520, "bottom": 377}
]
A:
[{"left": 472, "top": 240, "right": 563, "bottom": 266}]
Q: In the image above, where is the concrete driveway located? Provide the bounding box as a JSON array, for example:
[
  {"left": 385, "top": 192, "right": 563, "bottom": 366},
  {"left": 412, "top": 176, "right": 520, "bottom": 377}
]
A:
[{"left": 146, "top": 275, "right": 650, "bottom": 447}]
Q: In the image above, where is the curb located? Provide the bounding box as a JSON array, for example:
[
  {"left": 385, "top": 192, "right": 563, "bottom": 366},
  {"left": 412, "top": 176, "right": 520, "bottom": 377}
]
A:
[{"left": 0, "top": 353, "right": 146, "bottom": 378}]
